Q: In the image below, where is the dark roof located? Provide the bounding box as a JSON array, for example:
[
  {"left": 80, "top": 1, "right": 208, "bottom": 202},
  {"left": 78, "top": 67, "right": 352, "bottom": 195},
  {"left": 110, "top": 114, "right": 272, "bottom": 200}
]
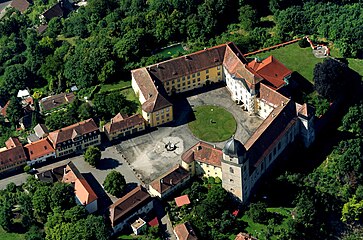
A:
[
  {"left": 10, "top": 0, "right": 30, "bottom": 13},
  {"left": 223, "top": 137, "right": 246, "bottom": 158},
  {"left": 181, "top": 141, "right": 222, "bottom": 167},
  {"left": 149, "top": 165, "right": 190, "bottom": 195},
  {"left": 174, "top": 222, "right": 198, "bottom": 240},
  {"left": 109, "top": 186, "right": 152, "bottom": 227},
  {"left": 141, "top": 92, "right": 172, "bottom": 113},
  {"left": 40, "top": 92, "right": 75, "bottom": 112},
  {"left": 104, "top": 114, "right": 145, "bottom": 135},
  {"left": 42, "top": 3, "right": 63, "bottom": 22},
  {"left": 0, "top": 138, "right": 27, "bottom": 171},
  {"left": 36, "top": 164, "right": 67, "bottom": 183},
  {"left": 48, "top": 118, "right": 99, "bottom": 147},
  {"left": 37, "top": 24, "right": 48, "bottom": 34}
]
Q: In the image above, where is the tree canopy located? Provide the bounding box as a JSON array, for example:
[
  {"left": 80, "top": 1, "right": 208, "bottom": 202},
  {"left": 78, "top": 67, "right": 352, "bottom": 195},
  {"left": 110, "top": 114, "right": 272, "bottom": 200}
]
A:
[
  {"left": 103, "top": 170, "right": 126, "bottom": 197},
  {"left": 84, "top": 146, "right": 102, "bottom": 168}
]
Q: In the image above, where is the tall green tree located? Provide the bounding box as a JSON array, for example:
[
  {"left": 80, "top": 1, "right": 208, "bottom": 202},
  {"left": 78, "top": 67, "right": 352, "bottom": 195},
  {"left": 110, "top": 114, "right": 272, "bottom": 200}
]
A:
[
  {"left": 6, "top": 96, "right": 23, "bottom": 127},
  {"left": 84, "top": 146, "right": 101, "bottom": 167},
  {"left": 103, "top": 170, "right": 126, "bottom": 197}
]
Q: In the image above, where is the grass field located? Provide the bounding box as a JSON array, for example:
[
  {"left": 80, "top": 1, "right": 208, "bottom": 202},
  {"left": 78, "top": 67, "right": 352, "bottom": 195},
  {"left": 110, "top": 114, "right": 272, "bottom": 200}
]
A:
[
  {"left": 0, "top": 227, "right": 25, "bottom": 240},
  {"left": 188, "top": 105, "right": 236, "bottom": 142},
  {"left": 250, "top": 43, "right": 323, "bottom": 82},
  {"left": 99, "top": 81, "right": 131, "bottom": 93},
  {"left": 347, "top": 58, "right": 363, "bottom": 77},
  {"left": 120, "top": 88, "right": 141, "bottom": 114},
  {"left": 157, "top": 43, "right": 186, "bottom": 58}
]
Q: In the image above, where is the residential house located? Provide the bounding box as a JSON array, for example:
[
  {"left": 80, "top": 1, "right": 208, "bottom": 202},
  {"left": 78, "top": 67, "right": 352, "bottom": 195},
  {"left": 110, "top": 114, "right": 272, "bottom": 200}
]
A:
[
  {"left": 235, "top": 232, "right": 258, "bottom": 240},
  {"left": 40, "top": 2, "right": 64, "bottom": 23},
  {"left": 24, "top": 138, "right": 55, "bottom": 165},
  {"left": 62, "top": 161, "right": 98, "bottom": 213},
  {"left": 10, "top": 0, "right": 30, "bottom": 13},
  {"left": 0, "top": 137, "right": 27, "bottom": 174},
  {"left": 109, "top": 186, "right": 154, "bottom": 234},
  {"left": 103, "top": 113, "right": 146, "bottom": 141},
  {"left": 0, "top": 100, "right": 10, "bottom": 120},
  {"left": 39, "top": 92, "right": 75, "bottom": 114},
  {"left": 35, "top": 165, "right": 66, "bottom": 183},
  {"left": 174, "top": 222, "right": 198, "bottom": 240},
  {"left": 148, "top": 165, "right": 190, "bottom": 199},
  {"left": 47, "top": 118, "right": 101, "bottom": 157},
  {"left": 34, "top": 123, "right": 49, "bottom": 139}
]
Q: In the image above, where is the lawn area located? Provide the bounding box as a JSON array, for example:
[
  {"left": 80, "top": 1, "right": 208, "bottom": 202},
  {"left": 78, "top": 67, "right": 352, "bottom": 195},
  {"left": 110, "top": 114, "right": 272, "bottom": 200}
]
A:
[
  {"left": 120, "top": 88, "right": 141, "bottom": 114},
  {"left": 240, "top": 207, "right": 293, "bottom": 240},
  {"left": 157, "top": 43, "right": 186, "bottom": 58},
  {"left": 250, "top": 43, "right": 324, "bottom": 82},
  {"left": 347, "top": 58, "right": 363, "bottom": 77},
  {"left": 188, "top": 105, "right": 236, "bottom": 142},
  {"left": 56, "top": 35, "right": 78, "bottom": 46},
  {"left": 0, "top": 227, "right": 25, "bottom": 240},
  {"left": 99, "top": 80, "right": 131, "bottom": 94}
]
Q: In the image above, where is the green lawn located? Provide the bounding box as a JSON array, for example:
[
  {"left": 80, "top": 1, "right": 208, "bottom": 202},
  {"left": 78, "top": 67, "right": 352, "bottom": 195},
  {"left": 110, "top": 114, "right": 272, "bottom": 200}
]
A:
[
  {"left": 56, "top": 35, "right": 78, "bottom": 46},
  {"left": 250, "top": 43, "right": 324, "bottom": 82},
  {"left": 347, "top": 58, "right": 363, "bottom": 77},
  {"left": 188, "top": 105, "right": 236, "bottom": 142},
  {"left": 99, "top": 81, "right": 131, "bottom": 94},
  {"left": 120, "top": 88, "right": 142, "bottom": 114},
  {"left": 157, "top": 43, "right": 186, "bottom": 58},
  {"left": 0, "top": 227, "right": 25, "bottom": 240}
]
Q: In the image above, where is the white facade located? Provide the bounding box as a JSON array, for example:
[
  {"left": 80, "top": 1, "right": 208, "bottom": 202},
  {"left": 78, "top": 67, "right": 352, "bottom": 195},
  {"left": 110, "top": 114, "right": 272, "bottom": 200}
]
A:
[{"left": 27, "top": 152, "right": 56, "bottom": 166}]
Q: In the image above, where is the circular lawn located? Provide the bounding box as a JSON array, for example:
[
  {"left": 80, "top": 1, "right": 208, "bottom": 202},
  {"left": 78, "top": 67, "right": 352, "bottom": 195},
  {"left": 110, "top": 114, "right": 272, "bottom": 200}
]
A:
[{"left": 188, "top": 105, "right": 237, "bottom": 142}]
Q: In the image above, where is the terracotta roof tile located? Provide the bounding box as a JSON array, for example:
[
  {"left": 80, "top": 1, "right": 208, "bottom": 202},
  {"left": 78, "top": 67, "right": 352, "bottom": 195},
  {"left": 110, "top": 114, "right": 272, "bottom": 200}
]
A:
[
  {"left": 40, "top": 92, "right": 75, "bottom": 112},
  {"left": 149, "top": 165, "right": 190, "bottom": 195},
  {"left": 175, "top": 195, "right": 191, "bottom": 207},
  {"left": 181, "top": 141, "right": 222, "bottom": 167},
  {"left": 24, "top": 138, "right": 55, "bottom": 161},
  {"left": 259, "top": 83, "right": 289, "bottom": 108},
  {"left": 235, "top": 232, "right": 257, "bottom": 240},
  {"left": 0, "top": 138, "right": 26, "bottom": 170},
  {"left": 174, "top": 222, "right": 198, "bottom": 240},
  {"left": 0, "top": 101, "right": 10, "bottom": 117},
  {"left": 109, "top": 186, "right": 152, "bottom": 227},
  {"left": 48, "top": 118, "right": 99, "bottom": 147},
  {"left": 5, "top": 137, "right": 22, "bottom": 148},
  {"left": 11, "top": 0, "right": 30, "bottom": 12},
  {"left": 104, "top": 114, "right": 145, "bottom": 135}
]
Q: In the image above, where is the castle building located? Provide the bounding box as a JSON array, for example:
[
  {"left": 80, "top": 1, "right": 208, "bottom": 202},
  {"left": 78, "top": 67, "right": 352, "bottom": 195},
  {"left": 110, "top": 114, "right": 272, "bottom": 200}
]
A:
[{"left": 132, "top": 42, "right": 315, "bottom": 202}]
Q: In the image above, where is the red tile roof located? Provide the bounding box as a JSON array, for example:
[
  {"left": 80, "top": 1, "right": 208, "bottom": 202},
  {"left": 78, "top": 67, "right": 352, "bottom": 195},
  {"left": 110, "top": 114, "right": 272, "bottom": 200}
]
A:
[
  {"left": 109, "top": 186, "right": 152, "bottom": 227},
  {"left": 0, "top": 138, "right": 26, "bottom": 171},
  {"left": 181, "top": 141, "right": 222, "bottom": 167},
  {"left": 40, "top": 92, "right": 75, "bottom": 112},
  {"left": 48, "top": 118, "right": 99, "bottom": 147},
  {"left": 174, "top": 222, "right": 198, "bottom": 240},
  {"left": 149, "top": 165, "right": 190, "bottom": 195},
  {"left": 5, "top": 137, "right": 22, "bottom": 148},
  {"left": 104, "top": 114, "right": 145, "bottom": 135},
  {"left": 11, "top": 0, "right": 30, "bottom": 13},
  {"left": 0, "top": 101, "right": 10, "bottom": 117},
  {"left": 175, "top": 195, "right": 191, "bottom": 207},
  {"left": 148, "top": 217, "right": 159, "bottom": 227},
  {"left": 248, "top": 56, "right": 292, "bottom": 90},
  {"left": 24, "top": 138, "right": 55, "bottom": 161},
  {"left": 235, "top": 232, "right": 257, "bottom": 240},
  {"left": 259, "top": 83, "right": 289, "bottom": 108}
]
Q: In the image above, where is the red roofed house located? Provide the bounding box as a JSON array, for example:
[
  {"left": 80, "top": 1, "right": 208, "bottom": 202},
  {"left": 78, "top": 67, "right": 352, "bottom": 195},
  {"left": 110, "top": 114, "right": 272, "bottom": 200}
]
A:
[
  {"left": 174, "top": 222, "right": 198, "bottom": 240},
  {"left": 235, "top": 232, "right": 257, "bottom": 240},
  {"left": 109, "top": 186, "right": 154, "bottom": 234},
  {"left": 62, "top": 161, "right": 98, "bottom": 213},
  {"left": 181, "top": 141, "right": 223, "bottom": 179},
  {"left": 0, "top": 137, "right": 27, "bottom": 174},
  {"left": 148, "top": 165, "right": 190, "bottom": 199},
  {"left": 175, "top": 195, "right": 191, "bottom": 207},
  {"left": 24, "top": 138, "right": 55, "bottom": 165},
  {"left": 103, "top": 113, "right": 146, "bottom": 141},
  {"left": 0, "top": 100, "right": 10, "bottom": 120},
  {"left": 47, "top": 118, "right": 101, "bottom": 157}
]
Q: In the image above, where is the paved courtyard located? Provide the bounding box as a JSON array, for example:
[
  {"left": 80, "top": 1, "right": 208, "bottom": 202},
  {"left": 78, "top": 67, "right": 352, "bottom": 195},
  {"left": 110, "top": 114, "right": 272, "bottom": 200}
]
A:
[{"left": 115, "top": 86, "right": 263, "bottom": 184}]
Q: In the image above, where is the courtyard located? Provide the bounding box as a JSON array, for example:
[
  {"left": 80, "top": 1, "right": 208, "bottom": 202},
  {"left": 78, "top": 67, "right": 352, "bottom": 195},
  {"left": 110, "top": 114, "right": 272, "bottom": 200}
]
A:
[{"left": 115, "top": 86, "right": 263, "bottom": 184}]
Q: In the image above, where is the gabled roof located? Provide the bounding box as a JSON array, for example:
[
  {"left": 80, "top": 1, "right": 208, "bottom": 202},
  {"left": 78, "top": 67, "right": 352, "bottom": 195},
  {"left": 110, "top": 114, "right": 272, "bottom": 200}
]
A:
[
  {"left": 0, "top": 138, "right": 26, "bottom": 170},
  {"left": 40, "top": 92, "right": 75, "bottom": 112},
  {"left": 48, "top": 118, "right": 99, "bottom": 147},
  {"left": 62, "top": 162, "right": 98, "bottom": 205},
  {"left": 296, "top": 103, "right": 314, "bottom": 119},
  {"left": 174, "top": 222, "right": 198, "bottom": 240},
  {"left": 149, "top": 165, "right": 190, "bottom": 195},
  {"left": 42, "top": 3, "right": 63, "bottom": 22},
  {"left": 248, "top": 56, "right": 292, "bottom": 90},
  {"left": 181, "top": 141, "right": 222, "bottom": 167},
  {"left": 109, "top": 186, "right": 152, "bottom": 227},
  {"left": 259, "top": 83, "right": 289, "bottom": 108},
  {"left": 34, "top": 123, "right": 49, "bottom": 138},
  {"left": 142, "top": 92, "right": 172, "bottom": 113},
  {"left": 24, "top": 138, "right": 55, "bottom": 161},
  {"left": 11, "top": 0, "right": 30, "bottom": 13},
  {"left": 175, "top": 195, "right": 190, "bottom": 207},
  {"left": 235, "top": 232, "right": 257, "bottom": 240},
  {"left": 104, "top": 114, "right": 145, "bottom": 135}
]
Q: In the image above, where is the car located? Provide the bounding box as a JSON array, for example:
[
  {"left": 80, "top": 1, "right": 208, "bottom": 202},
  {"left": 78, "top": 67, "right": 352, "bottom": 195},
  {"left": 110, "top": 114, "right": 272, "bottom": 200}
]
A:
[{"left": 29, "top": 168, "right": 38, "bottom": 174}]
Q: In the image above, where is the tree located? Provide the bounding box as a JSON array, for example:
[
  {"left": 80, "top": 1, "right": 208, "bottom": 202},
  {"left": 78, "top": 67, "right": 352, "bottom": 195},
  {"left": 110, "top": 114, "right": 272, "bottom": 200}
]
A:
[
  {"left": 314, "top": 58, "right": 349, "bottom": 101},
  {"left": 19, "top": 193, "right": 34, "bottom": 229},
  {"left": 246, "top": 201, "right": 268, "bottom": 223},
  {"left": 6, "top": 96, "right": 23, "bottom": 127},
  {"left": 103, "top": 170, "right": 126, "bottom": 197},
  {"left": 32, "top": 185, "right": 52, "bottom": 223},
  {"left": 45, "top": 110, "right": 77, "bottom": 131},
  {"left": 50, "top": 183, "right": 76, "bottom": 210},
  {"left": 342, "top": 103, "right": 363, "bottom": 136},
  {"left": 25, "top": 225, "right": 44, "bottom": 240},
  {"left": 84, "top": 146, "right": 101, "bottom": 167},
  {"left": 2, "top": 64, "right": 29, "bottom": 96},
  {"left": 341, "top": 196, "right": 363, "bottom": 223},
  {"left": 0, "top": 200, "right": 13, "bottom": 232}
]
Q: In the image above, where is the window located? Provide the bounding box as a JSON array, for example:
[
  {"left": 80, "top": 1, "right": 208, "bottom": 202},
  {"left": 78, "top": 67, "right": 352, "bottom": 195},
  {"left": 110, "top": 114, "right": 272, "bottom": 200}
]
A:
[
  {"left": 166, "top": 108, "right": 170, "bottom": 112},
  {"left": 197, "top": 72, "right": 200, "bottom": 76},
  {"left": 230, "top": 179, "right": 234, "bottom": 182},
  {"left": 165, "top": 81, "right": 169, "bottom": 85},
  {"left": 218, "top": 72, "right": 221, "bottom": 76},
  {"left": 187, "top": 76, "right": 190, "bottom": 79},
  {"left": 182, "top": 77, "right": 185, "bottom": 81},
  {"left": 206, "top": 69, "right": 209, "bottom": 73},
  {"left": 192, "top": 73, "right": 195, "bottom": 78},
  {"left": 206, "top": 75, "right": 209, "bottom": 79},
  {"left": 230, "top": 167, "right": 234, "bottom": 173}
]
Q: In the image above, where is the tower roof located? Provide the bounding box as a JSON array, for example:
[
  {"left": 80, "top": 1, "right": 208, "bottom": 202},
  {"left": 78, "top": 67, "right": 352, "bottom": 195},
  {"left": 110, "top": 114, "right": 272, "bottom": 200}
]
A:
[{"left": 222, "top": 136, "right": 245, "bottom": 158}]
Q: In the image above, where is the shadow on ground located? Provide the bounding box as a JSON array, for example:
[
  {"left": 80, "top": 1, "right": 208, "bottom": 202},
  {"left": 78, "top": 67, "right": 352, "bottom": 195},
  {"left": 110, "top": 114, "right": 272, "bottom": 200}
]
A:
[{"left": 97, "top": 158, "right": 121, "bottom": 170}]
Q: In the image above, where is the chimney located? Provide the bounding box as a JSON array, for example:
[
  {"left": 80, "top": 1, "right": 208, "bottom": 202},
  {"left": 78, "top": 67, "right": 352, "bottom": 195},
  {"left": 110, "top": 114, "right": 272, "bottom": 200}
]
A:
[{"left": 213, "top": 144, "right": 216, "bottom": 148}]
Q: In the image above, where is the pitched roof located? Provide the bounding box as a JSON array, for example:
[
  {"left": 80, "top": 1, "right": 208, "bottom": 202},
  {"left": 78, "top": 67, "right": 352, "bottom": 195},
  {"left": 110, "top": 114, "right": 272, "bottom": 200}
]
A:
[
  {"left": 37, "top": 24, "right": 48, "bottom": 34},
  {"left": 149, "top": 165, "right": 190, "bottom": 195},
  {"left": 181, "top": 141, "right": 222, "bottom": 167},
  {"left": 62, "top": 162, "right": 98, "bottom": 205},
  {"left": 33, "top": 123, "right": 49, "bottom": 138},
  {"left": 259, "top": 83, "right": 289, "bottom": 108},
  {"left": 40, "top": 92, "right": 75, "bottom": 112},
  {"left": 0, "top": 138, "right": 26, "bottom": 170},
  {"left": 48, "top": 118, "right": 99, "bottom": 147},
  {"left": 11, "top": 0, "right": 30, "bottom": 13},
  {"left": 175, "top": 195, "right": 191, "bottom": 207},
  {"left": 141, "top": 92, "right": 172, "bottom": 113},
  {"left": 24, "top": 138, "right": 55, "bottom": 161},
  {"left": 235, "top": 232, "right": 257, "bottom": 240},
  {"left": 0, "top": 101, "right": 10, "bottom": 117},
  {"left": 35, "top": 165, "right": 66, "bottom": 183},
  {"left": 104, "top": 114, "right": 145, "bottom": 135},
  {"left": 109, "top": 186, "right": 152, "bottom": 227},
  {"left": 42, "top": 3, "right": 63, "bottom": 22},
  {"left": 248, "top": 56, "right": 292, "bottom": 90},
  {"left": 174, "top": 222, "right": 198, "bottom": 240},
  {"left": 296, "top": 103, "right": 314, "bottom": 119}
]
